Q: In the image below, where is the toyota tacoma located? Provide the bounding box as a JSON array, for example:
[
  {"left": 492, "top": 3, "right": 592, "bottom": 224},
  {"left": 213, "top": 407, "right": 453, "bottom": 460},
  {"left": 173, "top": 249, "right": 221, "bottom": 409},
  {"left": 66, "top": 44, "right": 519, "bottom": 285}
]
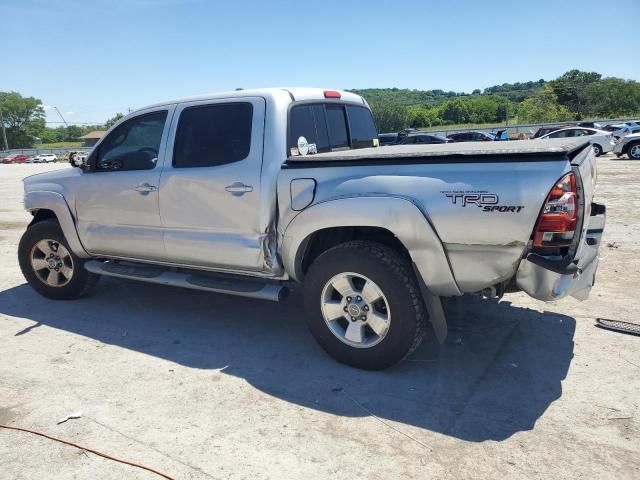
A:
[{"left": 19, "top": 88, "right": 605, "bottom": 369}]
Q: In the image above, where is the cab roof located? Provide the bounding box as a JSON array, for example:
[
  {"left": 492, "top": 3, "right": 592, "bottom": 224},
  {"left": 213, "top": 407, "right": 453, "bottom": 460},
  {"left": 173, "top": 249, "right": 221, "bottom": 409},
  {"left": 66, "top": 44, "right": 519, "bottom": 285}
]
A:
[{"left": 139, "top": 88, "right": 366, "bottom": 112}]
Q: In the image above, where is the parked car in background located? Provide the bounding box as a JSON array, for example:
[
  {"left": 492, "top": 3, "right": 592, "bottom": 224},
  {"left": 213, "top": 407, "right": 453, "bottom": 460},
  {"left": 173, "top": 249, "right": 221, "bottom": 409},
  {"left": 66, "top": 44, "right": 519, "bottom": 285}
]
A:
[
  {"left": 378, "top": 133, "right": 399, "bottom": 146},
  {"left": 613, "top": 132, "right": 640, "bottom": 160},
  {"left": 396, "top": 133, "right": 450, "bottom": 145},
  {"left": 532, "top": 124, "right": 574, "bottom": 139},
  {"left": 490, "top": 129, "right": 509, "bottom": 141},
  {"left": 31, "top": 153, "right": 58, "bottom": 163},
  {"left": 447, "top": 131, "right": 494, "bottom": 142},
  {"left": 614, "top": 125, "right": 640, "bottom": 139},
  {"left": 537, "top": 127, "right": 614, "bottom": 156},
  {"left": 575, "top": 121, "right": 602, "bottom": 129},
  {"left": 602, "top": 123, "right": 627, "bottom": 133},
  {"left": 1, "top": 154, "right": 30, "bottom": 164},
  {"left": 395, "top": 128, "right": 418, "bottom": 143}
]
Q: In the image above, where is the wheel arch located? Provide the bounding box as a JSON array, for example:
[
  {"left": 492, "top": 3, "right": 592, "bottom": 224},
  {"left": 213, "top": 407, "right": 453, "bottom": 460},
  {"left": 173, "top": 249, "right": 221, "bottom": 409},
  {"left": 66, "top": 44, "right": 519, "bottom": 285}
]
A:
[
  {"left": 592, "top": 143, "right": 602, "bottom": 155},
  {"left": 281, "top": 196, "right": 461, "bottom": 296},
  {"left": 24, "top": 191, "right": 90, "bottom": 258},
  {"left": 28, "top": 208, "right": 57, "bottom": 227}
]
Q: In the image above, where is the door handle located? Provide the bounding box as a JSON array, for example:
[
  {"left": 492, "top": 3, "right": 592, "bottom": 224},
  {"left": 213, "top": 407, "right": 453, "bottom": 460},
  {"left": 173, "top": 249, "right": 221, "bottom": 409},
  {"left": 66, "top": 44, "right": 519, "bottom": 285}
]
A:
[
  {"left": 225, "top": 182, "right": 253, "bottom": 196},
  {"left": 134, "top": 183, "right": 157, "bottom": 194}
]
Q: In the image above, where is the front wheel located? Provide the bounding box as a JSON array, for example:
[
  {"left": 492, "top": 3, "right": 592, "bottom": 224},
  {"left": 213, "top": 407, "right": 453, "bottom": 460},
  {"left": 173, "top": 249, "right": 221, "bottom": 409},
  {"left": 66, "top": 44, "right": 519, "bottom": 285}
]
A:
[
  {"left": 629, "top": 142, "right": 640, "bottom": 160},
  {"left": 303, "top": 241, "right": 428, "bottom": 370},
  {"left": 18, "top": 219, "right": 98, "bottom": 300}
]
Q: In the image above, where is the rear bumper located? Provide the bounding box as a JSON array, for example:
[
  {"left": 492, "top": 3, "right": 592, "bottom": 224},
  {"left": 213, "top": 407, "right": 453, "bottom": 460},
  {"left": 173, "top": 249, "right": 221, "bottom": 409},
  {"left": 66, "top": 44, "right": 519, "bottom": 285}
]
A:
[
  {"left": 516, "top": 202, "right": 605, "bottom": 301},
  {"left": 613, "top": 142, "right": 625, "bottom": 154}
]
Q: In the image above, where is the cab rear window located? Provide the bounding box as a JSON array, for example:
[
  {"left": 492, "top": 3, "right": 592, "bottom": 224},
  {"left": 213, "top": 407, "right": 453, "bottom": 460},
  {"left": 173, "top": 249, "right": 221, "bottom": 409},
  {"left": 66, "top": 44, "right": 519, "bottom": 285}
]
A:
[{"left": 288, "top": 103, "right": 377, "bottom": 156}]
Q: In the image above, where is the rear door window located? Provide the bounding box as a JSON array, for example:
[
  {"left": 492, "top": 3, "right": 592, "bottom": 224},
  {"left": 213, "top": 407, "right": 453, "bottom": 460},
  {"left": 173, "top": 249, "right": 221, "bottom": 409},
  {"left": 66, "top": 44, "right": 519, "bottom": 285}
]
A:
[
  {"left": 550, "top": 129, "right": 572, "bottom": 138},
  {"left": 173, "top": 103, "right": 252, "bottom": 168}
]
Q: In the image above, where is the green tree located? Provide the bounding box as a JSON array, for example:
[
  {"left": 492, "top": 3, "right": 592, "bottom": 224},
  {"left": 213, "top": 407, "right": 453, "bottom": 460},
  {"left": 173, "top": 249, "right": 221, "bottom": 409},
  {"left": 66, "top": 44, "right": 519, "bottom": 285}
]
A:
[
  {"left": 516, "top": 86, "right": 572, "bottom": 123},
  {"left": 369, "top": 101, "right": 408, "bottom": 132},
  {"left": 64, "top": 125, "right": 84, "bottom": 141},
  {"left": 549, "top": 69, "right": 601, "bottom": 117},
  {"left": 40, "top": 127, "right": 61, "bottom": 144},
  {"left": 407, "top": 105, "right": 442, "bottom": 128},
  {"left": 585, "top": 77, "right": 640, "bottom": 117},
  {"left": 0, "top": 91, "right": 46, "bottom": 148},
  {"left": 438, "top": 99, "right": 470, "bottom": 124},
  {"left": 105, "top": 112, "right": 124, "bottom": 129}
]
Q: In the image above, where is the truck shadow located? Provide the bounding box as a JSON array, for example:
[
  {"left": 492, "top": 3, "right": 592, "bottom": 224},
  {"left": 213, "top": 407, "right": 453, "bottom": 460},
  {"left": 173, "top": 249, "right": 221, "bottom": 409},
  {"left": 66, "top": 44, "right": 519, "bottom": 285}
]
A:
[{"left": 0, "top": 278, "right": 575, "bottom": 442}]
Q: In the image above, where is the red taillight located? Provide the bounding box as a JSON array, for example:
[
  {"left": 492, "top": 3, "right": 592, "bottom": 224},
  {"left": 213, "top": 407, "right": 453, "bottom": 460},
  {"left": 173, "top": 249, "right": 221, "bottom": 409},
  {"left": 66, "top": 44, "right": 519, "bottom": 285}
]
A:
[
  {"left": 533, "top": 173, "right": 578, "bottom": 248},
  {"left": 324, "top": 90, "right": 341, "bottom": 99}
]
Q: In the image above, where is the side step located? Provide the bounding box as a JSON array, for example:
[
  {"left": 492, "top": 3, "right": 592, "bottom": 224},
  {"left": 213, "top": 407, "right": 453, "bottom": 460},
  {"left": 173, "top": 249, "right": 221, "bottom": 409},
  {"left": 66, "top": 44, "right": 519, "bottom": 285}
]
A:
[{"left": 84, "top": 260, "right": 288, "bottom": 302}]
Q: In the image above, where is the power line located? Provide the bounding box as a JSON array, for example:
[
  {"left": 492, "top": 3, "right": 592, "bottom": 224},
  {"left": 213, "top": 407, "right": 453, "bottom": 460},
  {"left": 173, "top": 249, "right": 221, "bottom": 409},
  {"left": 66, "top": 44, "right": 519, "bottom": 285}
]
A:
[{"left": 45, "top": 121, "right": 104, "bottom": 125}]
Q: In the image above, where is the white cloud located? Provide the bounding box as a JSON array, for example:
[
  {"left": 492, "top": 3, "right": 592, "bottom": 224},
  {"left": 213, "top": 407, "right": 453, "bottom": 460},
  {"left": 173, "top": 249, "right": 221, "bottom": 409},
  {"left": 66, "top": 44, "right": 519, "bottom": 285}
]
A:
[
  {"left": 42, "top": 105, "right": 53, "bottom": 110},
  {"left": 66, "top": 111, "right": 76, "bottom": 115}
]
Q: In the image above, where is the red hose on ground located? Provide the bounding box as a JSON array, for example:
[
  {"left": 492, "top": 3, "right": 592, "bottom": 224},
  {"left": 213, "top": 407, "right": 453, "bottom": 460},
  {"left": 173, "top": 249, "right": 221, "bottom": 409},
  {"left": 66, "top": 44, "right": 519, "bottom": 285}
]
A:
[{"left": 0, "top": 423, "right": 176, "bottom": 480}]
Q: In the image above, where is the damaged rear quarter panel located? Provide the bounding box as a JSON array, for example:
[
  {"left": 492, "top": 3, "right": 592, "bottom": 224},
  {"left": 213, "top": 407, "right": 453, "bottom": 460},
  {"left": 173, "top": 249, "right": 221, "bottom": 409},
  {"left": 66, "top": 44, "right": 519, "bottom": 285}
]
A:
[{"left": 278, "top": 158, "right": 570, "bottom": 293}]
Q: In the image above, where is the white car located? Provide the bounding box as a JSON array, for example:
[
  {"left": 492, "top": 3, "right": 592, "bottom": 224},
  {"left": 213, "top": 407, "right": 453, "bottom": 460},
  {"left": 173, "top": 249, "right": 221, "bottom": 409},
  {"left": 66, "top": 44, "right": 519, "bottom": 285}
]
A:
[
  {"left": 537, "top": 127, "right": 614, "bottom": 156},
  {"left": 31, "top": 153, "right": 58, "bottom": 163}
]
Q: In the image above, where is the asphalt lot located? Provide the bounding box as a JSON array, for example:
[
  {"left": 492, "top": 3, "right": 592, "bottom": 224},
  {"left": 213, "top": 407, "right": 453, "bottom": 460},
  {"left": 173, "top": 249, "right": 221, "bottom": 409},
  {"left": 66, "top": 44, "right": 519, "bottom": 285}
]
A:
[{"left": 1, "top": 157, "right": 639, "bottom": 480}]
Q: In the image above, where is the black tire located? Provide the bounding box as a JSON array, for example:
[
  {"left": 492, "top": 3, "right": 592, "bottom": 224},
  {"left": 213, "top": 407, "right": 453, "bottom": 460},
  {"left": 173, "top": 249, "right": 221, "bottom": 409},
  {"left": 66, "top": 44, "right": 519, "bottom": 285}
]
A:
[
  {"left": 592, "top": 144, "right": 602, "bottom": 157},
  {"left": 628, "top": 142, "right": 640, "bottom": 160},
  {"left": 303, "top": 241, "right": 428, "bottom": 370},
  {"left": 18, "top": 219, "right": 98, "bottom": 300}
]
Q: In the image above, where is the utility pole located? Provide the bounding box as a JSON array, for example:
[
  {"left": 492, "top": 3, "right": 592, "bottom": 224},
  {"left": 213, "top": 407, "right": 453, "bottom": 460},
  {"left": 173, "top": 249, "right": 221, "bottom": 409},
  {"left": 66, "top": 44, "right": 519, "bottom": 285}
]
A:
[
  {"left": 54, "top": 106, "right": 68, "bottom": 126},
  {"left": 0, "top": 106, "right": 8, "bottom": 150}
]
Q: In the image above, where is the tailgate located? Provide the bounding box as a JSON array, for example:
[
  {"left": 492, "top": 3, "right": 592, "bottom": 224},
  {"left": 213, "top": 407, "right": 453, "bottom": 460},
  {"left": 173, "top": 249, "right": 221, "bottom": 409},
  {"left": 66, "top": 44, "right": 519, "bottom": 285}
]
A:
[{"left": 516, "top": 144, "right": 605, "bottom": 301}]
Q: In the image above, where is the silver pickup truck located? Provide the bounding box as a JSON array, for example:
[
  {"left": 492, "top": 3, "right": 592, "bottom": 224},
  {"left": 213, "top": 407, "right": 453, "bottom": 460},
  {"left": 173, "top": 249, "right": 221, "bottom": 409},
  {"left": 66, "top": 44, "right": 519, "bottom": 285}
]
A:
[{"left": 19, "top": 88, "right": 605, "bottom": 370}]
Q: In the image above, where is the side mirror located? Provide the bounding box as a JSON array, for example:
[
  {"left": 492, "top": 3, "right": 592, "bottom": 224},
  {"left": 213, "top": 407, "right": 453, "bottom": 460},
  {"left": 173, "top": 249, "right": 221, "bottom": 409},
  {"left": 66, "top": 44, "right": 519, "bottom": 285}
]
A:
[{"left": 86, "top": 151, "right": 96, "bottom": 170}]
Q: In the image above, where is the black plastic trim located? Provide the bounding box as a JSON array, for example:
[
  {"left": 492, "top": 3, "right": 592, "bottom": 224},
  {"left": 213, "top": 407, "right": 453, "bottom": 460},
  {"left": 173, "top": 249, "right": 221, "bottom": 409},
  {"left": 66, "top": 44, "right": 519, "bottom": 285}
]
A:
[
  {"left": 282, "top": 152, "right": 568, "bottom": 169},
  {"left": 526, "top": 253, "right": 579, "bottom": 275},
  {"left": 591, "top": 202, "right": 606, "bottom": 216}
]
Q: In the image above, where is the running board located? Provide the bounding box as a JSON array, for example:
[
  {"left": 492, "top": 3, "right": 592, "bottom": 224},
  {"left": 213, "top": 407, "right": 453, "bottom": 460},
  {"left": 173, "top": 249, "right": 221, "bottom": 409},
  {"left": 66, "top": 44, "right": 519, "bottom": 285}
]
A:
[{"left": 84, "top": 260, "right": 288, "bottom": 302}]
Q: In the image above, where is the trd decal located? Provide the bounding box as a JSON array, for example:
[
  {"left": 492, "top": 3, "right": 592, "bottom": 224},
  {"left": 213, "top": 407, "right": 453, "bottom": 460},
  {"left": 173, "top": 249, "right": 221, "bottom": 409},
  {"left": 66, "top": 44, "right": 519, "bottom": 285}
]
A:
[{"left": 442, "top": 191, "right": 525, "bottom": 213}]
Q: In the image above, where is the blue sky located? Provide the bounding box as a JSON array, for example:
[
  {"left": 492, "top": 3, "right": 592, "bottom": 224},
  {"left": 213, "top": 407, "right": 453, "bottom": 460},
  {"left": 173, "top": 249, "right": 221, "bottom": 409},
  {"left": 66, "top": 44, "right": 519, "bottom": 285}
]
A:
[{"left": 2, "top": 0, "right": 639, "bottom": 125}]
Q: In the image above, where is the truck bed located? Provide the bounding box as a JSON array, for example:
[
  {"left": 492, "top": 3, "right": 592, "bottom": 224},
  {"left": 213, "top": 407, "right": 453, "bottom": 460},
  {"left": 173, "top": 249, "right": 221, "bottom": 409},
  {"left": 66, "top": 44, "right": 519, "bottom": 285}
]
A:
[{"left": 285, "top": 138, "right": 591, "bottom": 164}]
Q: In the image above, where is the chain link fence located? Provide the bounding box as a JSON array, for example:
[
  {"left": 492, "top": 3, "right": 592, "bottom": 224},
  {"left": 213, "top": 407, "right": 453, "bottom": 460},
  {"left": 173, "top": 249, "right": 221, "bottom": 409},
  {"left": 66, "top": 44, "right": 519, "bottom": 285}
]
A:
[
  {"left": 0, "top": 146, "right": 91, "bottom": 159},
  {"left": 422, "top": 117, "right": 638, "bottom": 138}
]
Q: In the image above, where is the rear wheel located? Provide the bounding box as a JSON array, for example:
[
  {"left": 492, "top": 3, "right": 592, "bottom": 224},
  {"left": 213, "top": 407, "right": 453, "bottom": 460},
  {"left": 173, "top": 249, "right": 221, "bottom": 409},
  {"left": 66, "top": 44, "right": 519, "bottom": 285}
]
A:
[
  {"left": 303, "top": 241, "right": 427, "bottom": 370},
  {"left": 592, "top": 144, "right": 602, "bottom": 157},
  {"left": 629, "top": 142, "right": 640, "bottom": 160},
  {"left": 18, "top": 219, "right": 98, "bottom": 300}
]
